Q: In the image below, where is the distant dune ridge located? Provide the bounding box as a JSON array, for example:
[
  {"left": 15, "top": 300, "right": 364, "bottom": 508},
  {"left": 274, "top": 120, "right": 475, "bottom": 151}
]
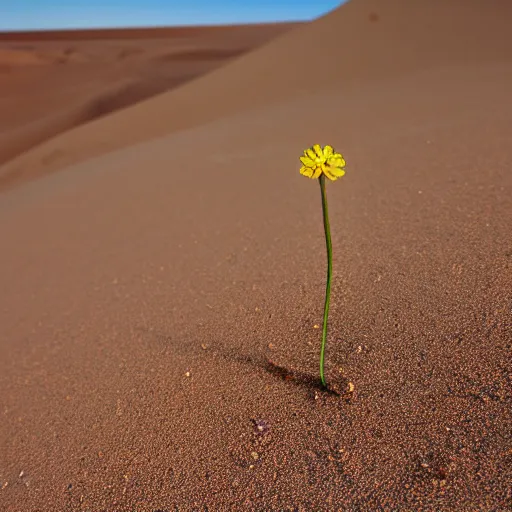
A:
[
  {"left": 0, "top": 0, "right": 511, "bottom": 510},
  {"left": 1, "top": 0, "right": 511, "bottom": 192},
  {"left": 0, "top": 22, "right": 298, "bottom": 188}
]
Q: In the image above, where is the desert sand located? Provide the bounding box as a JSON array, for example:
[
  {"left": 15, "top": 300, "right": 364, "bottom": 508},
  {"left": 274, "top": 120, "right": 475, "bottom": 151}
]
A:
[
  {"left": 0, "top": 0, "right": 511, "bottom": 510},
  {"left": 0, "top": 23, "right": 297, "bottom": 190}
]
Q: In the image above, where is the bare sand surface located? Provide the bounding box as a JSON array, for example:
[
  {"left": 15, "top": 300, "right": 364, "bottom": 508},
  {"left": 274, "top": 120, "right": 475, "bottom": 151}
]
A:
[
  {"left": 0, "top": 23, "right": 298, "bottom": 189},
  {"left": 0, "top": 0, "right": 511, "bottom": 510}
]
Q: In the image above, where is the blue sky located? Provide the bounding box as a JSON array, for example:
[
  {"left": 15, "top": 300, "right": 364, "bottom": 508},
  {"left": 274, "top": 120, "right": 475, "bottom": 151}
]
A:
[{"left": 0, "top": 0, "right": 343, "bottom": 31}]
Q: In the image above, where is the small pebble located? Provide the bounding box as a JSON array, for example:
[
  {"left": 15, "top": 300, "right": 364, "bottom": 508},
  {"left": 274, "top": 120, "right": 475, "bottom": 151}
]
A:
[
  {"left": 251, "top": 451, "right": 259, "bottom": 460},
  {"left": 347, "top": 382, "right": 355, "bottom": 393},
  {"left": 185, "top": 371, "right": 191, "bottom": 378},
  {"left": 252, "top": 418, "right": 270, "bottom": 434},
  {"left": 200, "top": 344, "right": 208, "bottom": 350},
  {"left": 313, "top": 324, "right": 320, "bottom": 329}
]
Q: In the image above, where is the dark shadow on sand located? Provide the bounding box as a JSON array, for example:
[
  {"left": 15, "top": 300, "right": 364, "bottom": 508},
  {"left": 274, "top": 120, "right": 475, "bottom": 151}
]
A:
[{"left": 224, "top": 351, "right": 344, "bottom": 397}]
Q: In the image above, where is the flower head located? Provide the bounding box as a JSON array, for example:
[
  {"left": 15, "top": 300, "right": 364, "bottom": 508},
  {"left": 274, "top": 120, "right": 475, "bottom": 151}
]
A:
[{"left": 299, "top": 144, "right": 346, "bottom": 181}]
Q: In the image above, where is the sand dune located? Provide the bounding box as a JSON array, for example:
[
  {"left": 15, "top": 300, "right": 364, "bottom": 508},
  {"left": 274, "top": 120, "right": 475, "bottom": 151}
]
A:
[
  {"left": 1, "top": 0, "right": 511, "bottom": 193},
  {"left": 0, "top": 0, "right": 511, "bottom": 510},
  {"left": 0, "top": 22, "right": 297, "bottom": 187},
  {"left": 0, "top": 48, "right": 49, "bottom": 67}
]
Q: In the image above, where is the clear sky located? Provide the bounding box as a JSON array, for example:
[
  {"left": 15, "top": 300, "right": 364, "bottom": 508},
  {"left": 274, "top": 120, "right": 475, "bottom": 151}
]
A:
[{"left": 0, "top": 0, "right": 344, "bottom": 31}]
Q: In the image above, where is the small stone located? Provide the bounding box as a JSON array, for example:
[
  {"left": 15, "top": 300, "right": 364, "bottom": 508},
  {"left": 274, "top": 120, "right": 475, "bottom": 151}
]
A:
[
  {"left": 440, "top": 479, "right": 447, "bottom": 487},
  {"left": 313, "top": 324, "right": 320, "bottom": 329},
  {"left": 252, "top": 418, "right": 270, "bottom": 435},
  {"left": 249, "top": 464, "right": 255, "bottom": 469},
  {"left": 357, "top": 345, "right": 362, "bottom": 353},
  {"left": 251, "top": 451, "right": 259, "bottom": 460},
  {"left": 19, "top": 471, "right": 24, "bottom": 478},
  {"left": 185, "top": 371, "right": 191, "bottom": 378},
  {"left": 347, "top": 382, "right": 355, "bottom": 393},
  {"left": 201, "top": 344, "right": 208, "bottom": 350}
]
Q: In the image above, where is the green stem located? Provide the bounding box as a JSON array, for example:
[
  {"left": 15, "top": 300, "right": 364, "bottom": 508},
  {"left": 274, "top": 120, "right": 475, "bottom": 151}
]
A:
[{"left": 318, "top": 174, "right": 332, "bottom": 388}]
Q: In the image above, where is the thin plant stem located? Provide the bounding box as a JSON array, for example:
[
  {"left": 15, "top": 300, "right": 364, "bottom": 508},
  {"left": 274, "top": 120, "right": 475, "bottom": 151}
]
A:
[{"left": 318, "top": 174, "right": 332, "bottom": 388}]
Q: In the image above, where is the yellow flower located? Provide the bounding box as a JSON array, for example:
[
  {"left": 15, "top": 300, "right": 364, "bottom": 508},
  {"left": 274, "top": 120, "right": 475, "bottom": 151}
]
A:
[{"left": 299, "top": 144, "right": 346, "bottom": 181}]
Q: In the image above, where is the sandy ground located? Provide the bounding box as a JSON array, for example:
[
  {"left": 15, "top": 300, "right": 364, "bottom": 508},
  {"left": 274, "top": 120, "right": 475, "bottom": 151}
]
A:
[{"left": 0, "top": 0, "right": 511, "bottom": 510}]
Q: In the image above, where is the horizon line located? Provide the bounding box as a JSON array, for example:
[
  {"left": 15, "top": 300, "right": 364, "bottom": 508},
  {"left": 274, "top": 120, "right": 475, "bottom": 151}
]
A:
[{"left": 0, "top": 18, "right": 309, "bottom": 35}]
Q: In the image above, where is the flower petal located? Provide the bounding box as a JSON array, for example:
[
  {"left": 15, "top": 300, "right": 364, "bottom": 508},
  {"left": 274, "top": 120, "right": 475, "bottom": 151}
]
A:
[
  {"left": 306, "top": 148, "right": 317, "bottom": 160},
  {"left": 328, "top": 156, "right": 346, "bottom": 168},
  {"left": 323, "top": 145, "right": 334, "bottom": 158},
  {"left": 313, "top": 144, "right": 323, "bottom": 158},
  {"left": 299, "top": 155, "right": 315, "bottom": 167},
  {"left": 300, "top": 165, "right": 314, "bottom": 178},
  {"left": 323, "top": 167, "right": 339, "bottom": 181},
  {"left": 327, "top": 166, "right": 346, "bottom": 178},
  {"left": 312, "top": 166, "right": 323, "bottom": 179}
]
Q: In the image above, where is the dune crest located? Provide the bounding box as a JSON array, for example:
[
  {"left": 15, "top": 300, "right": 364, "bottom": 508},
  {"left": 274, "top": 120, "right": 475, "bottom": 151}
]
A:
[
  {"left": 1, "top": 0, "right": 511, "bottom": 193},
  {"left": 0, "top": 22, "right": 297, "bottom": 189}
]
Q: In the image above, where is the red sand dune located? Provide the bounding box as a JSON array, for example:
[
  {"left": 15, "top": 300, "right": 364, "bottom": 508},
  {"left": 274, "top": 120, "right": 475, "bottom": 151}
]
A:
[
  {"left": 1, "top": 0, "right": 511, "bottom": 510},
  {"left": 1, "top": 0, "right": 511, "bottom": 192},
  {"left": 0, "top": 23, "right": 298, "bottom": 188}
]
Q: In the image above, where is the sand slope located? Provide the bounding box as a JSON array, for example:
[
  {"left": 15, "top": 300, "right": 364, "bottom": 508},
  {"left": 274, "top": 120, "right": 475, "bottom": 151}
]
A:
[
  {"left": 0, "top": 0, "right": 511, "bottom": 510},
  {"left": 0, "top": 23, "right": 297, "bottom": 188},
  {"left": 1, "top": 0, "right": 511, "bottom": 193}
]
